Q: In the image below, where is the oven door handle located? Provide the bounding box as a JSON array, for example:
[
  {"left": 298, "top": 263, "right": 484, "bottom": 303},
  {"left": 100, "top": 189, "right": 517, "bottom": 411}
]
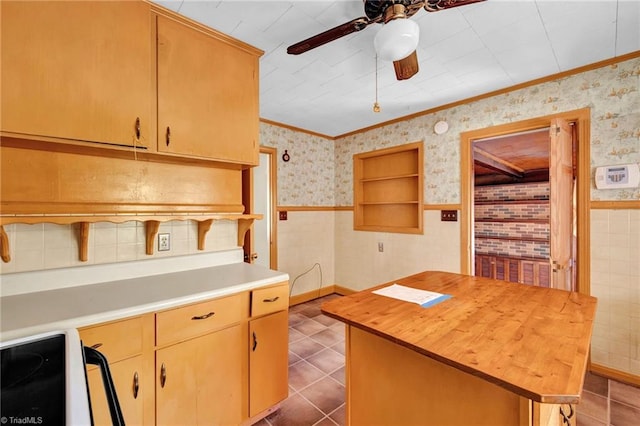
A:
[{"left": 83, "top": 345, "right": 126, "bottom": 426}]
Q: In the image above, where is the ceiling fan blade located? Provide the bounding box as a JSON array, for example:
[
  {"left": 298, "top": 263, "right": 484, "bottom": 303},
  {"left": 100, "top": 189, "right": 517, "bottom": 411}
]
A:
[
  {"left": 424, "top": 0, "right": 486, "bottom": 12},
  {"left": 393, "top": 51, "right": 419, "bottom": 81},
  {"left": 287, "top": 17, "right": 371, "bottom": 55}
]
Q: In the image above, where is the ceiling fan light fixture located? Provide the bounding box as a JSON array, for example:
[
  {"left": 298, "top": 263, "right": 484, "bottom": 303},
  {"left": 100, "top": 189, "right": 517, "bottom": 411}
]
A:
[{"left": 374, "top": 18, "right": 420, "bottom": 62}]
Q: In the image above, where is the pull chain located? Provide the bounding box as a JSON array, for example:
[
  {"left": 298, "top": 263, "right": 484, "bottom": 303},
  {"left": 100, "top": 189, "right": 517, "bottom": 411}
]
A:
[{"left": 373, "top": 54, "right": 381, "bottom": 113}]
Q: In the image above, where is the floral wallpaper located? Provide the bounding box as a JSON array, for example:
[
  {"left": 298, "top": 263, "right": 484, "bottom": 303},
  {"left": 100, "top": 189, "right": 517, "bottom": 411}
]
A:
[
  {"left": 260, "top": 56, "right": 639, "bottom": 207},
  {"left": 259, "top": 122, "right": 335, "bottom": 206},
  {"left": 335, "top": 56, "right": 640, "bottom": 205}
]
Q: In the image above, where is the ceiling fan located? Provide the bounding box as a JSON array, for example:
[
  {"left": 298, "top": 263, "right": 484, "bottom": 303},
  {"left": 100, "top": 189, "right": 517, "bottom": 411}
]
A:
[{"left": 287, "top": 0, "right": 485, "bottom": 81}]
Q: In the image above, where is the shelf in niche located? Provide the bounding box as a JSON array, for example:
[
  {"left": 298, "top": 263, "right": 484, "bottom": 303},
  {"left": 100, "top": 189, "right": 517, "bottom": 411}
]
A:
[
  {"left": 361, "top": 173, "right": 419, "bottom": 182},
  {"left": 359, "top": 201, "right": 420, "bottom": 205},
  {"left": 354, "top": 141, "right": 424, "bottom": 234},
  {"left": 0, "top": 213, "right": 262, "bottom": 263}
]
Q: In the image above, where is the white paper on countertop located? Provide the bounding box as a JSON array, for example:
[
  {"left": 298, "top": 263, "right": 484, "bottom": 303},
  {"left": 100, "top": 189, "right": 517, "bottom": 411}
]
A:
[{"left": 372, "top": 284, "right": 451, "bottom": 308}]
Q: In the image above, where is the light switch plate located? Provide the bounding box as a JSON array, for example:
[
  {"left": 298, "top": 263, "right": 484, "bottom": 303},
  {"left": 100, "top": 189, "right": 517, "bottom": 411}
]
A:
[{"left": 441, "top": 210, "right": 458, "bottom": 222}]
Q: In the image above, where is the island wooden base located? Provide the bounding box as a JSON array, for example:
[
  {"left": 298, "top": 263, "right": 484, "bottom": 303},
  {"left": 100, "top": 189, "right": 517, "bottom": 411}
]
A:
[{"left": 346, "top": 326, "right": 566, "bottom": 426}]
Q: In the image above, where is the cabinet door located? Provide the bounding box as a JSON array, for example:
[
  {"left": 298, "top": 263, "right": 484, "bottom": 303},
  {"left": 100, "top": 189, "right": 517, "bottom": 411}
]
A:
[
  {"left": 1, "top": 1, "right": 152, "bottom": 147},
  {"left": 520, "top": 260, "right": 551, "bottom": 287},
  {"left": 495, "top": 257, "right": 520, "bottom": 283},
  {"left": 156, "top": 324, "right": 245, "bottom": 425},
  {"left": 249, "top": 310, "right": 289, "bottom": 417},
  {"left": 157, "top": 16, "right": 259, "bottom": 164},
  {"left": 475, "top": 254, "right": 494, "bottom": 278},
  {"left": 86, "top": 356, "right": 144, "bottom": 426}
]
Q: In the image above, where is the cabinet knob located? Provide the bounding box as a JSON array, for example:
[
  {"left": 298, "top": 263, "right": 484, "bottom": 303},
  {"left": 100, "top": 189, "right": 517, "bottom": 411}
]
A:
[
  {"left": 135, "top": 117, "right": 141, "bottom": 140},
  {"left": 166, "top": 126, "right": 171, "bottom": 146},
  {"left": 263, "top": 296, "right": 279, "bottom": 303},
  {"left": 90, "top": 343, "right": 103, "bottom": 350},
  {"left": 252, "top": 331, "right": 258, "bottom": 352},
  {"left": 160, "top": 363, "right": 167, "bottom": 388},
  {"left": 133, "top": 371, "right": 139, "bottom": 399}
]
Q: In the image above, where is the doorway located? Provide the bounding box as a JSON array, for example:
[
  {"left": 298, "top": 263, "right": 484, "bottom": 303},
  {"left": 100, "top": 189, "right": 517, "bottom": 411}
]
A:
[
  {"left": 242, "top": 146, "right": 278, "bottom": 269},
  {"left": 460, "top": 108, "right": 591, "bottom": 295}
]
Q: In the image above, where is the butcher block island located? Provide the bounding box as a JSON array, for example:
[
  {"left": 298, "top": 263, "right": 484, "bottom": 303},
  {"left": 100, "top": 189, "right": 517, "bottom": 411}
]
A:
[{"left": 321, "top": 271, "right": 597, "bottom": 426}]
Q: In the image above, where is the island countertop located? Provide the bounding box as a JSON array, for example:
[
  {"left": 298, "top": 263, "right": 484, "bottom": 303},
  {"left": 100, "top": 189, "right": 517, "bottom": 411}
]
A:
[{"left": 321, "top": 270, "right": 597, "bottom": 404}]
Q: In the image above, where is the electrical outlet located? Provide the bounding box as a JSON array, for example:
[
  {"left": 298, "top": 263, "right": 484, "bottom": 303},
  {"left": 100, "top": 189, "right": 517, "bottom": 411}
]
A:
[
  {"left": 279, "top": 211, "right": 288, "bottom": 220},
  {"left": 378, "top": 242, "right": 384, "bottom": 252},
  {"left": 158, "top": 233, "right": 170, "bottom": 251}
]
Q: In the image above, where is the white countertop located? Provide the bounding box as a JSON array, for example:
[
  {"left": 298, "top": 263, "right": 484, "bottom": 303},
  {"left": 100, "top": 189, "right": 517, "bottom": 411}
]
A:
[{"left": 0, "top": 262, "right": 289, "bottom": 341}]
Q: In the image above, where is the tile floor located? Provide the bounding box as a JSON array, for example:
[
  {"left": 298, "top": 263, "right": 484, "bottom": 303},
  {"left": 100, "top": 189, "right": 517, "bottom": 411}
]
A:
[
  {"left": 578, "top": 371, "right": 640, "bottom": 425},
  {"left": 254, "top": 294, "right": 640, "bottom": 426}
]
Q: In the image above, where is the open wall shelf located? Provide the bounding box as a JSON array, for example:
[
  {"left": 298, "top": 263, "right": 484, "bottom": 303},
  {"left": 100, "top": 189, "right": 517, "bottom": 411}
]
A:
[
  {"left": 0, "top": 213, "right": 262, "bottom": 263},
  {"left": 353, "top": 141, "right": 423, "bottom": 234}
]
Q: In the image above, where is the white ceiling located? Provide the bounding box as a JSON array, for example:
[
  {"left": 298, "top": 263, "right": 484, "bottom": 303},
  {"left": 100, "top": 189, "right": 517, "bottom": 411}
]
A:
[{"left": 154, "top": 0, "right": 640, "bottom": 137}]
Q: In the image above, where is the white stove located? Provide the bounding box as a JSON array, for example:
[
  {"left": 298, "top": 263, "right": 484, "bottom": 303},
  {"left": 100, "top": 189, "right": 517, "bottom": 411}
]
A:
[{"left": 1, "top": 329, "right": 92, "bottom": 425}]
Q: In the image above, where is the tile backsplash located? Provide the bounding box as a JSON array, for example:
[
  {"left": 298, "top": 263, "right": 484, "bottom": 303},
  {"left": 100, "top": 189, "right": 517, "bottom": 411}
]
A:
[{"left": 0, "top": 220, "right": 239, "bottom": 275}]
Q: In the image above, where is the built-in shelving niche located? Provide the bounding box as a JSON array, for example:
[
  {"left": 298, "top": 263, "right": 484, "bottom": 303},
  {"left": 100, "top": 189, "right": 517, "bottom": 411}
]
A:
[{"left": 0, "top": 214, "right": 261, "bottom": 263}]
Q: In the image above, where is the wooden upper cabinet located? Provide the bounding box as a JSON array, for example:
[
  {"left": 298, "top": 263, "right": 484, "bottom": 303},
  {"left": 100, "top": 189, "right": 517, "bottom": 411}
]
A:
[
  {"left": 1, "top": 1, "right": 152, "bottom": 148},
  {"left": 156, "top": 15, "right": 260, "bottom": 165}
]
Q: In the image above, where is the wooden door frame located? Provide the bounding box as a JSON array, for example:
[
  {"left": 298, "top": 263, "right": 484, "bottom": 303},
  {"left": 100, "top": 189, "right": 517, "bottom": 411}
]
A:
[
  {"left": 242, "top": 146, "right": 278, "bottom": 269},
  {"left": 459, "top": 108, "right": 591, "bottom": 295}
]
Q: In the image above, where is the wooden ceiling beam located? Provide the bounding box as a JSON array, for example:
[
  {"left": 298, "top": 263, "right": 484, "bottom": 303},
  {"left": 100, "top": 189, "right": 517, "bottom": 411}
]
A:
[{"left": 473, "top": 147, "right": 524, "bottom": 179}]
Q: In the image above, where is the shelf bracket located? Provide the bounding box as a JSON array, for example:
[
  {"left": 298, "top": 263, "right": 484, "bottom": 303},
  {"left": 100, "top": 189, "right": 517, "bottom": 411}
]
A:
[
  {"left": 145, "top": 221, "right": 160, "bottom": 255},
  {"left": 0, "top": 225, "right": 11, "bottom": 263},
  {"left": 237, "top": 218, "right": 255, "bottom": 246},
  {"left": 197, "top": 219, "right": 214, "bottom": 251},
  {"left": 76, "top": 222, "right": 90, "bottom": 262}
]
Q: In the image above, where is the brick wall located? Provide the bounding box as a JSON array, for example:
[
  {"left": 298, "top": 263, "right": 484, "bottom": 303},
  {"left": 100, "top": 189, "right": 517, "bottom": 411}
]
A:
[
  {"left": 475, "top": 182, "right": 549, "bottom": 201},
  {"left": 474, "top": 182, "right": 550, "bottom": 260}
]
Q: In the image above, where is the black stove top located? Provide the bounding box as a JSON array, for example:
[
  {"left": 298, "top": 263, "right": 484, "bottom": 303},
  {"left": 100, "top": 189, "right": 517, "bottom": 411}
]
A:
[{"left": 1, "top": 334, "right": 66, "bottom": 424}]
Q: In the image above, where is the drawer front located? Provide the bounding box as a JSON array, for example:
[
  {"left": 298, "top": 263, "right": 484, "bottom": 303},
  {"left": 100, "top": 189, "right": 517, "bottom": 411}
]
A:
[
  {"left": 251, "top": 283, "right": 289, "bottom": 317},
  {"left": 156, "top": 293, "right": 245, "bottom": 346},
  {"left": 79, "top": 317, "right": 143, "bottom": 363}
]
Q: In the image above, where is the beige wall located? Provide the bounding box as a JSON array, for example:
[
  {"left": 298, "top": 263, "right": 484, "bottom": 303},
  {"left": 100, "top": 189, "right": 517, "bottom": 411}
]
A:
[
  {"left": 334, "top": 210, "right": 460, "bottom": 291},
  {"left": 590, "top": 209, "right": 640, "bottom": 376},
  {"left": 276, "top": 210, "right": 335, "bottom": 297}
]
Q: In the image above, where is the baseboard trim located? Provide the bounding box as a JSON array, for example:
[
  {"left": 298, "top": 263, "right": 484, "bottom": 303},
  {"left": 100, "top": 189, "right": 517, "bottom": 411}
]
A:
[
  {"left": 289, "top": 284, "right": 356, "bottom": 306},
  {"left": 590, "top": 363, "right": 640, "bottom": 387},
  {"left": 333, "top": 285, "right": 356, "bottom": 296},
  {"left": 289, "top": 286, "right": 335, "bottom": 306}
]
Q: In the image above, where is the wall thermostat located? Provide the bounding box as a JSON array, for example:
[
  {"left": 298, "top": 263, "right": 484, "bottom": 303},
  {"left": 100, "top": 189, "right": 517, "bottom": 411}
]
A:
[{"left": 594, "top": 163, "right": 640, "bottom": 189}]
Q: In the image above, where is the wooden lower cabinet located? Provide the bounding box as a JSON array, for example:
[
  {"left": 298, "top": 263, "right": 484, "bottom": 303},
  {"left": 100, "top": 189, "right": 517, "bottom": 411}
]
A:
[
  {"left": 156, "top": 324, "right": 246, "bottom": 425},
  {"left": 86, "top": 356, "right": 144, "bottom": 426},
  {"left": 249, "top": 310, "right": 289, "bottom": 418},
  {"left": 79, "top": 316, "right": 154, "bottom": 425},
  {"left": 475, "top": 254, "right": 551, "bottom": 287},
  {"left": 347, "top": 326, "right": 562, "bottom": 426},
  {"left": 79, "top": 285, "right": 288, "bottom": 425}
]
